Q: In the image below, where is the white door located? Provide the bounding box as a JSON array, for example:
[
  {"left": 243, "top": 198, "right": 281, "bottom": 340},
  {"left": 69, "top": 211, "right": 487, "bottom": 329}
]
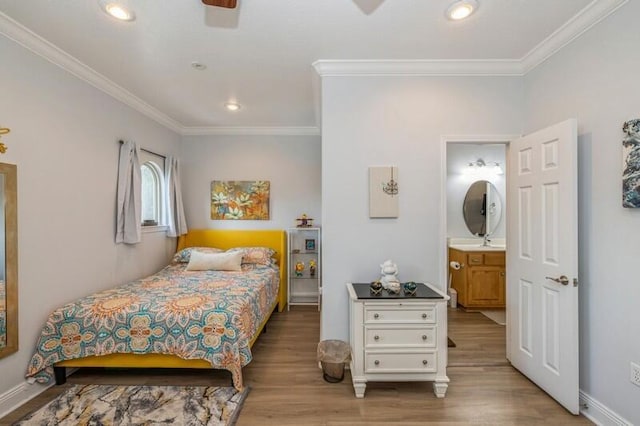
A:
[{"left": 506, "top": 119, "right": 579, "bottom": 414}]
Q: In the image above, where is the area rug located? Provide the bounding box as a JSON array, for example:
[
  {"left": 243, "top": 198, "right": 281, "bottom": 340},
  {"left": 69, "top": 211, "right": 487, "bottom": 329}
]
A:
[
  {"left": 14, "top": 384, "right": 249, "bottom": 426},
  {"left": 480, "top": 309, "right": 506, "bottom": 325}
]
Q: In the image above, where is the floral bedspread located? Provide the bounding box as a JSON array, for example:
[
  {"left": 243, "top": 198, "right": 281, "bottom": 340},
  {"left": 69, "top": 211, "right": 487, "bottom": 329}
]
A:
[{"left": 26, "top": 263, "right": 279, "bottom": 389}]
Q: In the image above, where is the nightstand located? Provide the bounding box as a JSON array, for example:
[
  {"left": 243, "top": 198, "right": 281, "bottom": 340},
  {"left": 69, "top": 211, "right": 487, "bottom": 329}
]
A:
[{"left": 346, "top": 282, "right": 450, "bottom": 398}]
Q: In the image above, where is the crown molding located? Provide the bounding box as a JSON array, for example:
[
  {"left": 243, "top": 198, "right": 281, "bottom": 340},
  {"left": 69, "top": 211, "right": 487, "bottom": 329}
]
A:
[
  {"left": 181, "top": 126, "right": 321, "bottom": 136},
  {"left": 313, "top": 0, "right": 628, "bottom": 78},
  {"left": 0, "top": 12, "right": 183, "bottom": 133},
  {"left": 0, "top": 12, "right": 319, "bottom": 137},
  {"left": 313, "top": 59, "right": 524, "bottom": 77},
  {"left": 0, "top": 0, "right": 629, "bottom": 132},
  {"left": 520, "top": 0, "right": 628, "bottom": 73}
]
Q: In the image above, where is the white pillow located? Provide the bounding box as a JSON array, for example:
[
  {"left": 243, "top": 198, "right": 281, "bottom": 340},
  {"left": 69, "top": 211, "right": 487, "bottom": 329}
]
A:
[{"left": 185, "top": 250, "right": 243, "bottom": 271}]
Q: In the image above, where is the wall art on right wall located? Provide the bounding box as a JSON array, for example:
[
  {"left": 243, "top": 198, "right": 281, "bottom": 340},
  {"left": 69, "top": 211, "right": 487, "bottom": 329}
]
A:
[{"left": 622, "top": 119, "right": 640, "bottom": 208}]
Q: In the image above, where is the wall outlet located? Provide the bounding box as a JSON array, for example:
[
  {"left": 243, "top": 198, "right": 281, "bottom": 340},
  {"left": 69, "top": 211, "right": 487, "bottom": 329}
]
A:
[{"left": 631, "top": 362, "right": 640, "bottom": 387}]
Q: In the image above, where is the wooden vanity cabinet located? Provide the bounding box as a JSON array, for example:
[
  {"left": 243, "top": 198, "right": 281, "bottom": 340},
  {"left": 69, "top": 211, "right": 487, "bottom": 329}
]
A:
[{"left": 449, "top": 248, "right": 505, "bottom": 309}]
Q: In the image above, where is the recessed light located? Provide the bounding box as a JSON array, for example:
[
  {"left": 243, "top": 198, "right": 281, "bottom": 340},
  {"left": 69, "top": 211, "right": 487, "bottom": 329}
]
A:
[
  {"left": 191, "top": 62, "right": 207, "bottom": 71},
  {"left": 446, "top": 0, "right": 478, "bottom": 21},
  {"left": 100, "top": 1, "right": 136, "bottom": 21},
  {"left": 225, "top": 102, "right": 241, "bottom": 112}
]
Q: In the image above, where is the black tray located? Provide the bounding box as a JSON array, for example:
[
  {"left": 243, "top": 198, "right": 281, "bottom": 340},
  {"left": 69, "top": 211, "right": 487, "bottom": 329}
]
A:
[{"left": 352, "top": 282, "right": 444, "bottom": 299}]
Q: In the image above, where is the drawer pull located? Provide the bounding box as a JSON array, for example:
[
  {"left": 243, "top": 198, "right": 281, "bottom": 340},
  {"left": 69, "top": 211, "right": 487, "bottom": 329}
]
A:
[
  {"left": 422, "top": 360, "right": 428, "bottom": 365},
  {"left": 422, "top": 335, "right": 427, "bottom": 340},
  {"left": 374, "top": 335, "right": 380, "bottom": 341},
  {"left": 374, "top": 360, "right": 380, "bottom": 366},
  {"left": 374, "top": 313, "right": 379, "bottom": 319},
  {"left": 422, "top": 313, "right": 427, "bottom": 319}
]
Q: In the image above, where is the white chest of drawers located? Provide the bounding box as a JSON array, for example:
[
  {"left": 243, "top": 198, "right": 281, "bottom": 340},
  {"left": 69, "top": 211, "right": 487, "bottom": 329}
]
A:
[{"left": 346, "top": 282, "right": 450, "bottom": 398}]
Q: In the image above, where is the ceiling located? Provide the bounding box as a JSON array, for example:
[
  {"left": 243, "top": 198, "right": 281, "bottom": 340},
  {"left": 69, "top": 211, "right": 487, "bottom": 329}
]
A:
[{"left": 0, "top": 0, "right": 620, "bottom": 134}]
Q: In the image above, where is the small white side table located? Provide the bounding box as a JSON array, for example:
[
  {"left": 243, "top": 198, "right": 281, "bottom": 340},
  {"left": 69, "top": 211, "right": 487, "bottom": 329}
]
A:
[{"left": 346, "top": 282, "right": 450, "bottom": 398}]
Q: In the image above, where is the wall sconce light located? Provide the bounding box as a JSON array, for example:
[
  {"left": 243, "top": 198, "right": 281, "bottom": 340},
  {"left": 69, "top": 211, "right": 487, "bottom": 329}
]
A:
[{"left": 466, "top": 158, "right": 503, "bottom": 175}]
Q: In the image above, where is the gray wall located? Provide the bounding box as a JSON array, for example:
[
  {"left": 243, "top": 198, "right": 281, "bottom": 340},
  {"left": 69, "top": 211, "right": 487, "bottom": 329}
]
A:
[
  {"left": 523, "top": 2, "right": 640, "bottom": 423},
  {"left": 0, "top": 34, "right": 181, "bottom": 411},
  {"left": 181, "top": 134, "right": 322, "bottom": 230},
  {"left": 447, "top": 143, "right": 506, "bottom": 239},
  {"left": 320, "top": 76, "right": 523, "bottom": 341}
]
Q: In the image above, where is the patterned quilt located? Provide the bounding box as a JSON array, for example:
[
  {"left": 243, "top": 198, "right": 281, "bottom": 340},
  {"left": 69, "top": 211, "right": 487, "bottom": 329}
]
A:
[{"left": 26, "top": 263, "right": 279, "bottom": 389}]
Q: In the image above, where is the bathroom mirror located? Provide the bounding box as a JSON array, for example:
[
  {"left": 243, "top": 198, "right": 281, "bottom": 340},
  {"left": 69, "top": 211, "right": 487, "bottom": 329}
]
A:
[
  {"left": 0, "top": 163, "right": 17, "bottom": 358},
  {"left": 463, "top": 180, "right": 502, "bottom": 237}
]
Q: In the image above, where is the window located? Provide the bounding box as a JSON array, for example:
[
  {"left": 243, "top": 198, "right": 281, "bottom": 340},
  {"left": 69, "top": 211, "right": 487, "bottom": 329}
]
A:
[{"left": 141, "top": 161, "right": 163, "bottom": 226}]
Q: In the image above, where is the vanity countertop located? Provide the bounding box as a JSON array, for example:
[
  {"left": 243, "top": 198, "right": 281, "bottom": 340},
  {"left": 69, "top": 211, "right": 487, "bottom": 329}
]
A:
[
  {"left": 449, "top": 244, "right": 505, "bottom": 252},
  {"left": 448, "top": 238, "right": 506, "bottom": 252}
]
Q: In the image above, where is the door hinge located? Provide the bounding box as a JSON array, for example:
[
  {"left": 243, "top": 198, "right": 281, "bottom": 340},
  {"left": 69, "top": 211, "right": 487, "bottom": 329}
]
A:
[{"left": 573, "top": 278, "right": 579, "bottom": 287}]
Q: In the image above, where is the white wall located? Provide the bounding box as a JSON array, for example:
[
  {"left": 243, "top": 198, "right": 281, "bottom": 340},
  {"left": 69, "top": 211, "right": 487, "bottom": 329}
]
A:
[
  {"left": 447, "top": 143, "right": 506, "bottom": 239},
  {"left": 0, "top": 35, "right": 180, "bottom": 411},
  {"left": 181, "top": 135, "right": 321, "bottom": 230},
  {"left": 523, "top": 2, "right": 639, "bottom": 423},
  {"left": 321, "top": 76, "right": 523, "bottom": 341}
]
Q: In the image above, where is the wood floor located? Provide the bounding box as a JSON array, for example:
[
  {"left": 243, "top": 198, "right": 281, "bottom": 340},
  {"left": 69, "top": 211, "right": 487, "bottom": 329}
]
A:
[
  {"left": 448, "top": 307, "right": 508, "bottom": 367},
  {"left": 1, "top": 306, "right": 591, "bottom": 425}
]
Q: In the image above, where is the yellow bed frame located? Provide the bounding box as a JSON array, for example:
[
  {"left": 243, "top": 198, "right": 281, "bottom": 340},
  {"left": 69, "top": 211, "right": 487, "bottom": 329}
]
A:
[{"left": 54, "top": 229, "right": 287, "bottom": 377}]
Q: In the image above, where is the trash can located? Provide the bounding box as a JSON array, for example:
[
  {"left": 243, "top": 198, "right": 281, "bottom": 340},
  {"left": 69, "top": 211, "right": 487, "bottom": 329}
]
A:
[{"left": 317, "top": 340, "right": 351, "bottom": 383}]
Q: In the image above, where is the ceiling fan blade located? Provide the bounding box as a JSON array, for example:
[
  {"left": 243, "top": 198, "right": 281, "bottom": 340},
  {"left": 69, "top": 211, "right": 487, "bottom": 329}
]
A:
[{"left": 202, "top": 0, "right": 237, "bottom": 8}]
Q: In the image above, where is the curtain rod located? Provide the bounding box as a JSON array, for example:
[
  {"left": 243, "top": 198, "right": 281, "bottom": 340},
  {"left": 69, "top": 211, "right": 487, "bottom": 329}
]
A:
[{"left": 118, "top": 140, "right": 166, "bottom": 159}]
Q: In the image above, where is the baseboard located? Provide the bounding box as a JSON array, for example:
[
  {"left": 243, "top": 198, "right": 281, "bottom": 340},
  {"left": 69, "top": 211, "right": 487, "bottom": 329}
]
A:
[
  {"left": 0, "top": 381, "right": 53, "bottom": 419},
  {"left": 579, "top": 390, "right": 632, "bottom": 426}
]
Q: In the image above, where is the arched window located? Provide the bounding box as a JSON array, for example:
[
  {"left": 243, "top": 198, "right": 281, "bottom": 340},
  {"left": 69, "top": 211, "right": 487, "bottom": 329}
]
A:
[{"left": 141, "top": 161, "right": 163, "bottom": 226}]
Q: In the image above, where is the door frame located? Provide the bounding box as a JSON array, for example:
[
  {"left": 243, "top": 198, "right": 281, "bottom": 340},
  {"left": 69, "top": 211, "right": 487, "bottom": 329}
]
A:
[{"left": 440, "top": 134, "right": 520, "bottom": 357}]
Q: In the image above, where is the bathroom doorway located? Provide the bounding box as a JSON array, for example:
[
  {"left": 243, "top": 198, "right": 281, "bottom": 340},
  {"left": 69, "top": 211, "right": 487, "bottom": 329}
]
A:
[
  {"left": 442, "top": 137, "right": 513, "bottom": 367},
  {"left": 443, "top": 122, "right": 580, "bottom": 411}
]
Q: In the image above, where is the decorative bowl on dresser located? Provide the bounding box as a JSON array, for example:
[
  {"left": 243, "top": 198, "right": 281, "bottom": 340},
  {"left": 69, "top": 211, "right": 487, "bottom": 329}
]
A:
[{"left": 346, "top": 282, "right": 450, "bottom": 398}]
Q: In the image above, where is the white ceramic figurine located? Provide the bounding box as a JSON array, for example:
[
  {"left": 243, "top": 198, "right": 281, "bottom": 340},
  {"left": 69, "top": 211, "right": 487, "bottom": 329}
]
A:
[{"left": 379, "top": 260, "right": 400, "bottom": 292}]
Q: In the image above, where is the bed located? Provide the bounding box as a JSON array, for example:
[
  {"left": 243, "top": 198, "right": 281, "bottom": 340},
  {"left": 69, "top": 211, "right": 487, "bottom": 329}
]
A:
[{"left": 26, "top": 229, "right": 287, "bottom": 390}]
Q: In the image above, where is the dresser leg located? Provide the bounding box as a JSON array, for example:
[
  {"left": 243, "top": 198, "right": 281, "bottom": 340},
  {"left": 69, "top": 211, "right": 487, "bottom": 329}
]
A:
[
  {"left": 353, "top": 381, "right": 367, "bottom": 398},
  {"left": 433, "top": 380, "right": 448, "bottom": 398}
]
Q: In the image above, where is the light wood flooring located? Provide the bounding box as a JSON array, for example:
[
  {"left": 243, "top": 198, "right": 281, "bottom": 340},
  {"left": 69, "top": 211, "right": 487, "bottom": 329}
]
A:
[
  {"left": 1, "top": 306, "right": 590, "bottom": 425},
  {"left": 448, "top": 307, "right": 508, "bottom": 367}
]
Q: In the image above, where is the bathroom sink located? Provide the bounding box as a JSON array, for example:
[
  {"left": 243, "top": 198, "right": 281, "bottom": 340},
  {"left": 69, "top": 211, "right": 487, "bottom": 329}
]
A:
[{"left": 449, "top": 244, "right": 506, "bottom": 252}]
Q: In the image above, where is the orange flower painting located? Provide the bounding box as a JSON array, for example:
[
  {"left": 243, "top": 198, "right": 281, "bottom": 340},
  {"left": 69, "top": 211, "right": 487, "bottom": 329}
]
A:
[{"left": 211, "top": 180, "right": 270, "bottom": 220}]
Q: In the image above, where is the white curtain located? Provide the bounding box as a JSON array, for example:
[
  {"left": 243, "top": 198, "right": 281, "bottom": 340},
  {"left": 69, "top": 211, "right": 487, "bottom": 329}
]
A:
[
  {"left": 164, "top": 156, "right": 188, "bottom": 237},
  {"left": 115, "top": 141, "right": 142, "bottom": 244}
]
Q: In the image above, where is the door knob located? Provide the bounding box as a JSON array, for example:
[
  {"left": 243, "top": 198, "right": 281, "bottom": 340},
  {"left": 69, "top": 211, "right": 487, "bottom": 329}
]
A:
[{"left": 545, "top": 275, "right": 569, "bottom": 286}]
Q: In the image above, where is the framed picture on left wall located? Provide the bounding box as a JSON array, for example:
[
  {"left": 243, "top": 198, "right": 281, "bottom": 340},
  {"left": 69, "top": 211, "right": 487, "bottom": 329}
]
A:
[{"left": 211, "top": 180, "right": 270, "bottom": 220}]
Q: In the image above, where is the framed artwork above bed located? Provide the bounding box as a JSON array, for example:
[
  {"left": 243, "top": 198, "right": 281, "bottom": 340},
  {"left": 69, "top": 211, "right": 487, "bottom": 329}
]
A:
[{"left": 211, "top": 180, "right": 270, "bottom": 220}]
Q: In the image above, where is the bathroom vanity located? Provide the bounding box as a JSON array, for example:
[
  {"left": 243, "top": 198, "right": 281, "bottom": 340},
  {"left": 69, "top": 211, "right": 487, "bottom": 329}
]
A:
[
  {"left": 448, "top": 178, "right": 506, "bottom": 309},
  {"left": 449, "top": 245, "right": 505, "bottom": 309}
]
